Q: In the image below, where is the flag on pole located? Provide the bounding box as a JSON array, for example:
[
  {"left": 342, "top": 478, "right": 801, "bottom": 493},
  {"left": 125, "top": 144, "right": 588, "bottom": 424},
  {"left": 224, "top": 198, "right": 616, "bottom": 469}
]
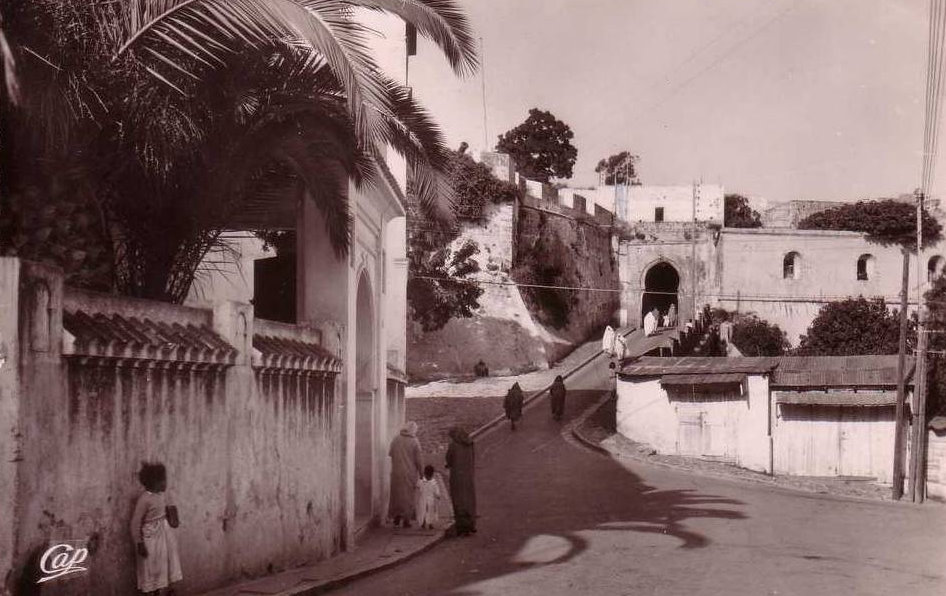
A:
[{"left": 406, "top": 23, "right": 417, "bottom": 56}]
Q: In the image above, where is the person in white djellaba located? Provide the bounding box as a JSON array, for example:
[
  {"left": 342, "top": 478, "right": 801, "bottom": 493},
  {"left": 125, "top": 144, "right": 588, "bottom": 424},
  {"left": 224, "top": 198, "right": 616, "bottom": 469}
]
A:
[
  {"left": 643, "top": 307, "right": 659, "bottom": 336},
  {"left": 415, "top": 465, "right": 442, "bottom": 529}
]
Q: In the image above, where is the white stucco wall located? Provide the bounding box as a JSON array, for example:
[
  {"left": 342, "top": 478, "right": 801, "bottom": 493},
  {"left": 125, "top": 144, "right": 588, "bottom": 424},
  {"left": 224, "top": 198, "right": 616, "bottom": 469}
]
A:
[
  {"left": 616, "top": 377, "right": 677, "bottom": 453},
  {"left": 623, "top": 184, "right": 724, "bottom": 224},
  {"left": 718, "top": 228, "right": 933, "bottom": 343},
  {"left": 384, "top": 216, "right": 408, "bottom": 373},
  {"left": 616, "top": 374, "right": 772, "bottom": 473},
  {"left": 186, "top": 233, "right": 269, "bottom": 307}
]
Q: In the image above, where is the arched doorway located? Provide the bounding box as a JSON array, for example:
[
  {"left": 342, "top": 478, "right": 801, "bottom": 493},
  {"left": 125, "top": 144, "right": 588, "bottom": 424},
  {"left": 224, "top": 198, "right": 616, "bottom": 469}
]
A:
[
  {"left": 354, "top": 272, "right": 376, "bottom": 525},
  {"left": 641, "top": 261, "right": 680, "bottom": 325}
]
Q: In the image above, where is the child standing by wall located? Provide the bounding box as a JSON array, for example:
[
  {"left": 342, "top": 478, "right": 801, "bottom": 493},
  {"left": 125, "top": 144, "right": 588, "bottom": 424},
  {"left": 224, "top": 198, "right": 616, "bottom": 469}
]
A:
[
  {"left": 415, "top": 465, "right": 442, "bottom": 530},
  {"left": 130, "top": 462, "right": 182, "bottom": 595}
]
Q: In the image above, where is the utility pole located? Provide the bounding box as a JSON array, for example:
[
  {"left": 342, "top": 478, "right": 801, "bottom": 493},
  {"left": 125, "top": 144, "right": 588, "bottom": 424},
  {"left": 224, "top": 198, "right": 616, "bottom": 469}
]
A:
[
  {"left": 910, "top": 188, "right": 930, "bottom": 502},
  {"left": 892, "top": 245, "right": 910, "bottom": 500},
  {"left": 691, "top": 181, "right": 698, "bottom": 323}
]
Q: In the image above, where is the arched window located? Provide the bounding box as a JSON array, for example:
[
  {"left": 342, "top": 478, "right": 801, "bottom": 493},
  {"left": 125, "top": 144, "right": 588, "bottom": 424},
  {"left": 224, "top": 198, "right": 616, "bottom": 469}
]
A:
[
  {"left": 783, "top": 252, "right": 800, "bottom": 280},
  {"left": 856, "top": 254, "right": 875, "bottom": 281},
  {"left": 929, "top": 255, "right": 945, "bottom": 282}
]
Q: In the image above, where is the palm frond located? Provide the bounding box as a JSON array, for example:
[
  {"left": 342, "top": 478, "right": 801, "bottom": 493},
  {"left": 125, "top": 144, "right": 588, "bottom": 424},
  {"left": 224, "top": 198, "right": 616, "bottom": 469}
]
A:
[
  {"left": 352, "top": 0, "right": 477, "bottom": 76},
  {"left": 113, "top": 0, "right": 390, "bottom": 144}
]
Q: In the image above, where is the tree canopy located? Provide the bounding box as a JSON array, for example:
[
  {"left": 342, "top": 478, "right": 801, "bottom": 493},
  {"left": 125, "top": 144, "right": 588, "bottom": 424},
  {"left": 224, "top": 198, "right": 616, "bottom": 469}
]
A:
[
  {"left": 798, "top": 199, "right": 942, "bottom": 252},
  {"left": 0, "top": 0, "right": 477, "bottom": 302},
  {"left": 407, "top": 236, "right": 483, "bottom": 333},
  {"left": 724, "top": 194, "right": 762, "bottom": 228},
  {"left": 496, "top": 108, "right": 577, "bottom": 182},
  {"left": 711, "top": 309, "right": 788, "bottom": 356},
  {"left": 594, "top": 151, "right": 637, "bottom": 185},
  {"left": 796, "top": 297, "right": 912, "bottom": 356}
]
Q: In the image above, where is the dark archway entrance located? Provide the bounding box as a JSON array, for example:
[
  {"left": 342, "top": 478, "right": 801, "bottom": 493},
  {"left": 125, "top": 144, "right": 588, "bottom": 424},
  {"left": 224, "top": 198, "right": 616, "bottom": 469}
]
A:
[
  {"left": 354, "top": 272, "right": 376, "bottom": 526},
  {"left": 641, "top": 262, "right": 679, "bottom": 325}
]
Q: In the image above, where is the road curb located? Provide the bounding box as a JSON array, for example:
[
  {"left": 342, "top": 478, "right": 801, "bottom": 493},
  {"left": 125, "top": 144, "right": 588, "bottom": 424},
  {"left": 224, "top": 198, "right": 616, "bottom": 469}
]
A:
[
  {"left": 568, "top": 393, "right": 615, "bottom": 457},
  {"left": 285, "top": 530, "right": 449, "bottom": 595},
  {"left": 470, "top": 328, "right": 635, "bottom": 442}
]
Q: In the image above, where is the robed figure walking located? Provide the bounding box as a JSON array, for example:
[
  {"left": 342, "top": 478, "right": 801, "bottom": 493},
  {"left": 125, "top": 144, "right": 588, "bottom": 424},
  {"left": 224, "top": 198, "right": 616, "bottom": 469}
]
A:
[
  {"left": 549, "top": 375, "right": 567, "bottom": 421},
  {"left": 504, "top": 382, "right": 525, "bottom": 431},
  {"left": 388, "top": 421, "right": 423, "bottom": 527},
  {"left": 445, "top": 427, "right": 477, "bottom": 536}
]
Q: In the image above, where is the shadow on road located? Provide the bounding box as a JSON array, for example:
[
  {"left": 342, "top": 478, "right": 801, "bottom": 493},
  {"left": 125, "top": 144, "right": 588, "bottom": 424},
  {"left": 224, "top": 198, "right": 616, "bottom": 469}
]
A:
[{"left": 397, "top": 388, "right": 749, "bottom": 595}]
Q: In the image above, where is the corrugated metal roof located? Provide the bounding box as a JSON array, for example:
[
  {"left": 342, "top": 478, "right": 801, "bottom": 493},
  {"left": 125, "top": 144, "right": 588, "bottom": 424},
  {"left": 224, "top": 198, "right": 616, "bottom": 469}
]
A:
[
  {"left": 660, "top": 373, "right": 746, "bottom": 386},
  {"left": 773, "top": 356, "right": 913, "bottom": 387},
  {"left": 775, "top": 390, "right": 897, "bottom": 407},
  {"left": 621, "top": 356, "right": 781, "bottom": 377}
]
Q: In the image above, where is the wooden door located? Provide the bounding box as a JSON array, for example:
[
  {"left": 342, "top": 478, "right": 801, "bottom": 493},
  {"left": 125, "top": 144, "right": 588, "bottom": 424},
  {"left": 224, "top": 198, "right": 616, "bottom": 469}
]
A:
[{"left": 677, "top": 409, "right": 703, "bottom": 456}]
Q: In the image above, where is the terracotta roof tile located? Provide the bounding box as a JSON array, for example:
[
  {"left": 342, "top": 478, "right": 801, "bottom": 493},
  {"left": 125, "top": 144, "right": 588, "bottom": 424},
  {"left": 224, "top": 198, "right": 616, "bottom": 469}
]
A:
[
  {"left": 252, "top": 335, "right": 341, "bottom": 373},
  {"left": 63, "top": 310, "right": 235, "bottom": 364}
]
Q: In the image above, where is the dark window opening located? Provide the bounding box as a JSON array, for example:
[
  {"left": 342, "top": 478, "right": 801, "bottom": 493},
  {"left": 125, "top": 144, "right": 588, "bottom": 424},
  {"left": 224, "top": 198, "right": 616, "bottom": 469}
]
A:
[
  {"left": 655, "top": 207, "right": 664, "bottom": 222},
  {"left": 783, "top": 252, "right": 799, "bottom": 280},
  {"left": 856, "top": 254, "right": 873, "bottom": 281}
]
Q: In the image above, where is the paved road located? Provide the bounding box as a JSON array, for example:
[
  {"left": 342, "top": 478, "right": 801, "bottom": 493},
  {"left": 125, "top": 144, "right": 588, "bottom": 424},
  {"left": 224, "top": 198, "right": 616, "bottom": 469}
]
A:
[{"left": 336, "top": 353, "right": 946, "bottom": 596}]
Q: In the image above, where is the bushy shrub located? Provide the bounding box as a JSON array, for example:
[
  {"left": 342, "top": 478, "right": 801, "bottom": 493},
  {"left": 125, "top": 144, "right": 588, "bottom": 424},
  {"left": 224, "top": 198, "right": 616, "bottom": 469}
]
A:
[
  {"left": 451, "top": 153, "right": 521, "bottom": 221},
  {"left": 796, "top": 297, "right": 910, "bottom": 356}
]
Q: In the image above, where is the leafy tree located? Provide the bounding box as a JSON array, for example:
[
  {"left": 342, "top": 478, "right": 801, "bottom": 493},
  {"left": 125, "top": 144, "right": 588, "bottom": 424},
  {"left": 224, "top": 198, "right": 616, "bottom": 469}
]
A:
[
  {"left": 451, "top": 152, "right": 521, "bottom": 220},
  {"left": 0, "top": 0, "right": 477, "bottom": 302},
  {"left": 711, "top": 309, "right": 788, "bottom": 356},
  {"left": 407, "top": 237, "right": 484, "bottom": 332},
  {"left": 594, "top": 150, "right": 637, "bottom": 185},
  {"left": 496, "top": 108, "right": 577, "bottom": 182},
  {"left": 796, "top": 297, "right": 914, "bottom": 356},
  {"left": 798, "top": 199, "right": 942, "bottom": 251},
  {"left": 724, "top": 194, "right": 762, "bottom": 228}
]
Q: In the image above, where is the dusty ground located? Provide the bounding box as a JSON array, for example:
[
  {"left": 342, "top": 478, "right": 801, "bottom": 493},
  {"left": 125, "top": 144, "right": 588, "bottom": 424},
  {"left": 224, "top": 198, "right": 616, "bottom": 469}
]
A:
[
  {"left": 338, "top": 352, "right": 946, "bottom": 596},
  {"left": 407, "top": 396, "right": 505, "bottom": 469},
  {"left": 577, "top": 395, "right": 898, "bottom": 502}
]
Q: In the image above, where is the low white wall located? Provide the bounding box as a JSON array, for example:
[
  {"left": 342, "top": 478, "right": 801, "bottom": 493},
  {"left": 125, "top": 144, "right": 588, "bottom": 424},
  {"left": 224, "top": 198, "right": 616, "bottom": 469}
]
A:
[
  {"left": 616, "top": 375, "right": 772, "bottom": 473},
  {"left": 928, "top": 430, "right": 946, "bottom": 501},
  {"left": 616, "top": 378, "right": 677, "bottom": 454}
]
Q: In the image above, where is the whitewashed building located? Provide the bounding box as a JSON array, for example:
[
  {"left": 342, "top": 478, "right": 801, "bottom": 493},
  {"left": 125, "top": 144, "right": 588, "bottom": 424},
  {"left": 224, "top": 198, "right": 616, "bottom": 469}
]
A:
[{"left": 617, "top": 355, "right": 914, "bottom": 482}]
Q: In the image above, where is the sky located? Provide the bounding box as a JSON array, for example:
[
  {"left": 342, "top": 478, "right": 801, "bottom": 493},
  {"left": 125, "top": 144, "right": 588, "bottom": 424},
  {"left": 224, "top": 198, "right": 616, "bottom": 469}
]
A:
[{"left": 406, "top": 0, "right": 944, "bottom": 205}]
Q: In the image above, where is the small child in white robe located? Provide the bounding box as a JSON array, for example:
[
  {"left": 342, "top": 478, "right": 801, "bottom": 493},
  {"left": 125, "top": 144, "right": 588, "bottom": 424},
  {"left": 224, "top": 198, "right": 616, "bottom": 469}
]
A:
[
  {"left": 131, "top": 462, "right": 182, "bottom": 595},
  {"left": 415, "top": 465, "right": 442, "bottom": 530}
]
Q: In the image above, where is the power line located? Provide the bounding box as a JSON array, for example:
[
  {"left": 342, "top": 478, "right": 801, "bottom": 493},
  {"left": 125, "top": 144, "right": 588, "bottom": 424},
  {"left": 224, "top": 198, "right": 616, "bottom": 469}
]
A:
[
  {"left": 407, "top": 274, "right": 940, "bottom": 306},
  {"left": 634, "top": 1, "right": 798, "bottom": 119}
]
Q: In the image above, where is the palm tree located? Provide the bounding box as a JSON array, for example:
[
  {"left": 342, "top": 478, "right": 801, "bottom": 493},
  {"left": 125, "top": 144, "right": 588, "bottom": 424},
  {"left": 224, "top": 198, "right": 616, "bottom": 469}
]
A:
[{"left": 0, "top": 0, "right": 476, "bottom": 301}]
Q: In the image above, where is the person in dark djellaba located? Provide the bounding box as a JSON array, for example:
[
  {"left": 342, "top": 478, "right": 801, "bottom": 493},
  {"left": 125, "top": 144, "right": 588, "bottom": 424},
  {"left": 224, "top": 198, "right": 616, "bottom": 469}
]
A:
[
  {"left": 445, "top": 426, "right": 477, "bottom": 536},
  {"left": 549, "top": 375, "right": 567, "bottom": 421},
  {"left": 504, "top": 382, "right": 524, "bottom": 430}
]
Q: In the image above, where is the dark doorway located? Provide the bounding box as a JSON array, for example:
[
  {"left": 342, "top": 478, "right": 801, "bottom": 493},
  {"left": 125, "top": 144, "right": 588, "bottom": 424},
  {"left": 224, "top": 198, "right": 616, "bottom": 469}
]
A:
[
  {"left": 641, "top": 261, "right": 679, "bottom": 325},
  {"left": 253, "top": 232, "right": 296, "bottom": 323}
]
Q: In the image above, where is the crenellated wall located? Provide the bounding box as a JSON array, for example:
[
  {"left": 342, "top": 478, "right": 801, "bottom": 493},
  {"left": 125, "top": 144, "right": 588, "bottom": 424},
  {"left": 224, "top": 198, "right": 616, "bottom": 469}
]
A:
[{"left": 1, "top": 258, "right": 345, "bottom": 595}]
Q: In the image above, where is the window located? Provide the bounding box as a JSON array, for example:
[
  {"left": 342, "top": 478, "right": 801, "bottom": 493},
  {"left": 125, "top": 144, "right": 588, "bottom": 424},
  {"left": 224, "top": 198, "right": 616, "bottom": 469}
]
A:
[
  {"left": 856, "top": 254, "right": 874, "bottom": 281},
  {"left": 655, "top": 207, "right": 664, "bottom": 222},
  {"left": 783, "top": 252, "right": 800, "bottom": 280},
  {"left": 929, "top": 256, "right": 945, "bottom": 282}
]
